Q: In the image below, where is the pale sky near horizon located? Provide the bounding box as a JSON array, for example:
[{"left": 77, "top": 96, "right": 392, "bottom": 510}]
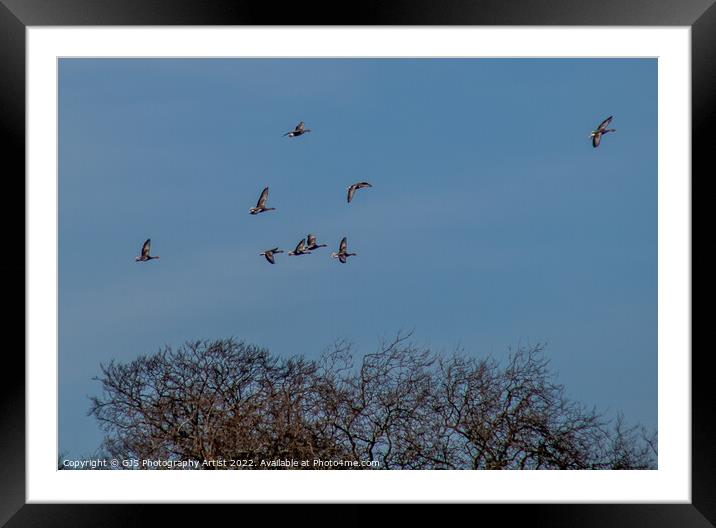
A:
[{"left": 58, "top": 58, "right": 657, "bottom": 458}]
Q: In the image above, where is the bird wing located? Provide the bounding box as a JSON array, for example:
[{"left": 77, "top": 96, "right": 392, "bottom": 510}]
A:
[
  {"left": 339, "top": 254, "right": 347, "bottom": 264},
  {"left": 141, "top": 239, "right": 151, "bottom": 257},
  {"left": 357, "top": 182, "right": 372, "bottom": 189},
  {"left": 296, "top": 121, "right": 305, "bottom": 131},
  {"left": 339, "top": 237, "right": 347, "bottom": 253},
  {"left": 265, "top": 252, "right": 275, "bottom": 264},
  {"left": 295, "top": 239, "right": 306, "bottom": 252},
  {"left": 347, "top": 186, "right": 356, "bottom": 203},
  {"left": 592, "top": 133, "right": 602, "bottom": 148},
  {"left": 307, "top": 234, "right": 316, "bottom": 246},
  {"left": 256, "top": 187, "right": 269, "bottom": 207},
  {"left": 597, "top": 116, "right": 613, "bottom": 131}
]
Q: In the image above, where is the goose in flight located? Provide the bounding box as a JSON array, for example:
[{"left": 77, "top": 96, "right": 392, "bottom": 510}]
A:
[
  {"left": 331, "top": 237, "right": 356, "bottom": 264},
  {"left": 283, "top": 121, "right": 311, "bottom": 138},
  {"left": 259, "top": 247, "right": 284, "bottom": 264},
  {"left": 347, "top": 181, "right": 372, "bottom": 203},
  {"left": 305, "top": 234, "right": 327, "bottom": 251},
  {"left": 249, "top": 187, "right": 276, "bottom": 215},
  {"left": 590, "top": 116, "right": 616, "bottom": 148},
  {"left": 135, "top": 239, "right": 160, "bottom": 262},
  {"left": 288, "top": 238, "right": 312, "bottom": 256}
]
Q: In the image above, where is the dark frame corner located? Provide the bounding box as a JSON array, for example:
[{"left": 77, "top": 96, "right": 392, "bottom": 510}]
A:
[{"left": 6, "top": 0, "right": 706, "bottom": 526}]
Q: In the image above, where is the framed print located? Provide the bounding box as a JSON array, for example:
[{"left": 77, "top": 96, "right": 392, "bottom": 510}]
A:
[{"left": 7, "top": 0, "right": 706, "bottom": 524}]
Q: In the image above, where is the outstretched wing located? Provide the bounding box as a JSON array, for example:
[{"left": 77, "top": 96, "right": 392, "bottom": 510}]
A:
[
  {"left": 307, "top": 234, "right": 316, "bottom": 246},
  {"left": 348, "top": 182, "right": 371, "bottom": 202},
  {"left": 141, "top": 239, "right": 151, "bottom": 257},
  {"left": 265, "top": 252, "right": 276, "bottom": 264},
  {"left": 592, "top": 133, "right": 602, "bottom": 148},
  {"left": 339, "top": 237, "right": 347, "bottom": 253},
  {"left": 295, "top": 238, "right": 306, "bottom": 252},
  {"left": 339, "top": 254, "right": 347, "bottom": 264},
  {"left": 256, "top": 187, "right": 269, "bottom": 208},
  {"left": 597, "top": 116, "right": 613, "bottom": 131},
  {"left": 296, "top": 121, "right": 305, "bottom": 132}
]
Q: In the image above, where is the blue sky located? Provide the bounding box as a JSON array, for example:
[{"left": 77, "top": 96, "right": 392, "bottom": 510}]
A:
[{"left": 58, "top": 58, "right": 657, "bottom": 458}]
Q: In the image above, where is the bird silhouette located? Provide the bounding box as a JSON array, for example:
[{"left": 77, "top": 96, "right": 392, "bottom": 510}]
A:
[
  {"left": 135, "top": 239, "right": 160, "bottom": 262},
  {"left": 249, "top": 187, "right": 276, "bottom": 215},
  {"left": 590, "top": 116, "right": 616, "bottom": 148},
  {"left": 259, "top": 247, "right": 284, "bottom": 264},
  {"left": 347, "top": 181, "right": 372, "bottom": 203},
  {"left": 282, "top": 121, "right": 311, "bottom": 138},
  {"left": 331, "top": 237, "right": 356, "bottom": 264}
]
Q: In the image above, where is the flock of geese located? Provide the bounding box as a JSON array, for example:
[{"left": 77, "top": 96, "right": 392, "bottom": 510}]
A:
[
  {"left": 135, "top": 116, "right": 615, "bottom": 266},
  {"left": 135, "top": 120, "right": 374, "bottom": 266}
]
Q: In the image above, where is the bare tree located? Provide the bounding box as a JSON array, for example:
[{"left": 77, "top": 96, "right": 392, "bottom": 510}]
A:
[{"left": 89, "top": 335, "right": 656, "bottom": 469}]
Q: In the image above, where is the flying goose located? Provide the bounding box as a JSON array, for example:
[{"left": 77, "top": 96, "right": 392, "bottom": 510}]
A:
[
  {"left": 259, "top": 247, "right": 284, "bottom": 265},
  {"left": 288, "top": 238, "right": 312, "bottom": 256},
  {"left": 347, "top": 181, "right": 372, "bottom": 203},
  {"left": 305, "top": 234, "right": 327, "bottom": 251},
  {"left": 590, "top": 116, "right": 616, "bottom": 148},
  {"left": 249, "top": 187, "right": 275, "bottom": 215},
  {"left": 135, "top": 239, "right": 159, "bottom": 262},
  {"left": 331, "top": 237, "right": 356, "bottom": 264},
  {"left": 283, "top": 121, "right": 311, "bottom": 138}
]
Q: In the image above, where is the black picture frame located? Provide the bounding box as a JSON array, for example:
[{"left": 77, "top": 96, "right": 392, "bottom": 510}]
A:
[{"left": 6, "top": 0, "right": 705, "bottom": 525}]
